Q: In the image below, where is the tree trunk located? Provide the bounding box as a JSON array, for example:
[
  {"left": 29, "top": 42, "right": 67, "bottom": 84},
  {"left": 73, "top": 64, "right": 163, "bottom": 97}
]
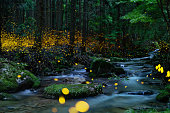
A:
[
  {"left": 82, "top": 0, "right": 88, "bottom": 53},
  {"left": 69, "top": 0, "right": 76, "bottom": 56}
]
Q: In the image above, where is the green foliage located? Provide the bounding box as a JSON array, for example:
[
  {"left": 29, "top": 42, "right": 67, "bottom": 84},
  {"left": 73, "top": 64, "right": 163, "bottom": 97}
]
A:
[
  {"left": 44, "top": 84, "right": 103, "bottom": 99},
  {"left": 122, "top": 9, "right": 153, "bottom": 23},
  {"left": 110, "top": 57, "right": 127, "bottom": 62},
  {"left": 156, "top": 90, "right": 170, "bottom": 103}
]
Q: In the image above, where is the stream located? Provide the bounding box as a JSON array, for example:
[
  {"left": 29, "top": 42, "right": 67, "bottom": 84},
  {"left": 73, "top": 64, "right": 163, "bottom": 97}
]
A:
[{"left": 0, "top": 49, "right": 168, "bottom": 113}]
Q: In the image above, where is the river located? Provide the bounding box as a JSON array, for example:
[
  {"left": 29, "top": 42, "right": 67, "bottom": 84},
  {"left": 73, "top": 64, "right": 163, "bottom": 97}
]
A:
[{"left": 0, "top": 49, "right": 167, "bottom": 113}]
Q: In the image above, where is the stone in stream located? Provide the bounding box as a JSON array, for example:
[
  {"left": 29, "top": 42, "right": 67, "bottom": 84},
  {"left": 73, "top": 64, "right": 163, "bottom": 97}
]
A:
[
  {"left": 127, "top": 90, "right": 154, "bottom": 95},
  {"left": 61, "top": 77, "right": 86, "bottom": 84}
]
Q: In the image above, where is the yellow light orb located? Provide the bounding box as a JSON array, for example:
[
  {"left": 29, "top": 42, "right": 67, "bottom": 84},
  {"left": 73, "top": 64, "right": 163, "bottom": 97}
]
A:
[
  {"left": 166, "top": 71, "right": 170, "bottom": 77},
  {"left": 137, "top": 79, "right": 139, "bottom": 81},
  {"left": 62, "top": 88, "right": 69, "bottom": 95},
  {"left": 59, "top": 96, "right": 65, "bottom": 104},
  {"left": 153, "top": 78, "right": 155, "bottom": 80},
  {"left": 86, "top": 81, "right": 90, "bottom": 84},
  {"left": 114, "top": 83, "right": 118, "bottom": 86},
  {"left": 160, "top": 67, "right": 164, "bottom": 73},
  {"left": 84, "top": 67, "right": 87, "bottom": 70},
  {"left": 75, "top": 101, "right": 89, "bottom": 112},
  {"left": 91, "top": 78, "right": 93, "bottom": 81},
  {"left": 17, "top": 75, "right": 21, "bottom": 78},
  {"left": 115, "top": 87, "right": 117, "bottom": 89},
  {"left": 58, "top": 60, "right": 60, "bottom": 63},
  {"left": 54, "top": 78, "right": 59, "bottom": 81},
  {"left": 103, "top": 85, "right": 105, "bottom": 88},
  {"left": 141, "top": 82, "right": 144, "bottom": 84},
  {"left": 90, "top": 70, "right": 92, "bottom": 72},
  {"left": 125, "top": 86, "right": 127, "bottom": 88},
  {"left": 69, "top": 107, "right": 78, "bottom": 113},
  {"left": 158, "top": 64, "right": 161, "bottom": 68},
  {"left": 155, "top": 66, "right": 158, "bottom": 70}
]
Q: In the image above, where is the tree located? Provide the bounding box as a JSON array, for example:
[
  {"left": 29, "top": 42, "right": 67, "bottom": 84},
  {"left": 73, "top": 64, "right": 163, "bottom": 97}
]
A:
[
  {"left": 82, "top": 0, "right": 88, "bottom": 53},
  {"left": 69, "top": 0, "right": 76, "bottom": 55}
]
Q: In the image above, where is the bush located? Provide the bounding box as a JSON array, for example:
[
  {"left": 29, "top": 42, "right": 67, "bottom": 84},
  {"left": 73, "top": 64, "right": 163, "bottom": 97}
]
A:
[{"left": 156, "top": 90, "right": 170, "bottom": 103}]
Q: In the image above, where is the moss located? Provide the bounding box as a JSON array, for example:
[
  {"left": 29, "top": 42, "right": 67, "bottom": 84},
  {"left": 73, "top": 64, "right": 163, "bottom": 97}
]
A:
[
  {"left": 110, "top": 57, "right": 127, "bottom": 62},
  {"left": 0, "top": 80, "right": 18, "bottom": 92},
  {"left": 44, "top": 84, "right": 103, "bottom": 99},
  {"left": 165, "top": 85, "right": 170, "bottom": 92},
  {"left": 89, "top": 59, "right": 125, "bottom": 77},
  {"left": 90, "top": 59, "right": 114, "bottom": 77},
  {"left": 0, "top": 58, "right": 40, "bottom": 92},
  {"left": 21, "top": 70, "right": 40, "bottom": 88},
  {"left": 156, "top": 90, "right": 170, "bottom": 103}
]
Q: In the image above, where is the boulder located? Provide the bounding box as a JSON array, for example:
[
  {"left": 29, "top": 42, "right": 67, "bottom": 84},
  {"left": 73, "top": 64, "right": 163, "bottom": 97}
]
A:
[
  {"left": 61, "top": 77, "right": 86, "bottom": 84},
  {"left": 128, "top": 90, "right": 154, "bottom": 95},
  {"left": 43, "top": 84, "right": 103, "bottom": 99}
]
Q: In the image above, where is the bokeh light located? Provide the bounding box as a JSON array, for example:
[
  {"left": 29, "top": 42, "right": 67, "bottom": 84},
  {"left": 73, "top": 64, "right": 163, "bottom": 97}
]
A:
[
  {"left": 69, "top": 107, "right": 78, "bottom": 113},
  {"left": 75, "top": 101, "right": 89, "bottom": 112},
  {"left": 59, "top": 96, "right": 65, "bottom": 104},
  {"left": 62, "top": 88, "right": 69, "bottom": 95},
  {"left": 52, "top": 107, "right": 58, "bottom": 113}
]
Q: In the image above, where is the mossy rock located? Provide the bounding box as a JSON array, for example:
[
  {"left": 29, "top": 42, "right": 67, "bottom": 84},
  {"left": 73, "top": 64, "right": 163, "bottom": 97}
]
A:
[
  {"left": 44, "top": 84, "right": 103, "bottom": 99},
  {"left": 89, "top": 59, "right": 125, "bottom": 77},
  {"left": 110, "top": 57, "right": 127, "bottom": 62},
  {"left": 0, "top": 58, "right": 40, "bottom": 92},
  {"left": 156, "top": 90, "right": 170, "bottom": 103},
  {"left": 90, "top": 59, "right": 114, "bottom": 77}
]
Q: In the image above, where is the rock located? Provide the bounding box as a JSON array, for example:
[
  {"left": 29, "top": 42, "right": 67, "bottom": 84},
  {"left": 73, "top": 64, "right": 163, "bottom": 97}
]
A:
[
  {"left": 0, "top": 93, "right": 17, "bottom": 101},
  {"left": 113, "top": 67, "right": 125, "bottom": 75},
  {"left": 61, "top": 77, "right": 86, "bottom": 84},
  {"left": 0, "top": 58, "right": 40, "bottom": 92},
  {"left": 90, "top": 59, "right": 114, "bottom": 77},
  {"left": 43, "top": 84, "right": 103, "bottom": 99},
  {"left": 128, "top": 90, "right": 154, "bottom": 95}
]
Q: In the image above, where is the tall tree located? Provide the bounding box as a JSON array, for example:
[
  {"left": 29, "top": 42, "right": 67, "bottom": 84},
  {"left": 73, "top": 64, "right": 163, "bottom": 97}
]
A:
[
  {"left": 82, "top": 0, "right": 88, "bottom": 53},
  {"left": 69, "top": 0, "right": 76, "bottom": 55}
]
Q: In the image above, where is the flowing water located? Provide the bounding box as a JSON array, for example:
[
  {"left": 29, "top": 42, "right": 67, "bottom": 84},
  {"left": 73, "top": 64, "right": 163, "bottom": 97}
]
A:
[{"left": 0, "top": 49, "right": 167, "bottom": 113}]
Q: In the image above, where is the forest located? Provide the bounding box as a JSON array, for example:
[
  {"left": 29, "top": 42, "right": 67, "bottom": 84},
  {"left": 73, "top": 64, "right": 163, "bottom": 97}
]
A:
[{"left": 0, "top": 0, "right": 169, "bottom": 113}]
